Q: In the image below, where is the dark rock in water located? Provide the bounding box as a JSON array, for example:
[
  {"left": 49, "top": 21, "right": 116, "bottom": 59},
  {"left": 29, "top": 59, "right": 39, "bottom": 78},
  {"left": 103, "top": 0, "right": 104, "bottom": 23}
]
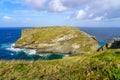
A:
[
  {"left": 98, "top": 38, "right": 120, "bottom": 51},
  {"left": 14, "top": 26, "right": 98, "bottom": 56}
]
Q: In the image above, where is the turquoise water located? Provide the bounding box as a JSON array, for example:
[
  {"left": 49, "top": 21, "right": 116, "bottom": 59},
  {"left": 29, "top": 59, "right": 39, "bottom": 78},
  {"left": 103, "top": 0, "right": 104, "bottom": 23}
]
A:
[{"left": 0, "top": 27, "right": 120, "bottom": 60}]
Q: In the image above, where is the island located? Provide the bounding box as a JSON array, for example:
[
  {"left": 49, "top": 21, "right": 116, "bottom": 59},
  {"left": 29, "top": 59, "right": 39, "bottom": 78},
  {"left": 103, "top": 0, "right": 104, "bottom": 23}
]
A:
[{"left": 14, "top": 26, "right": 98, "bottom": 55}]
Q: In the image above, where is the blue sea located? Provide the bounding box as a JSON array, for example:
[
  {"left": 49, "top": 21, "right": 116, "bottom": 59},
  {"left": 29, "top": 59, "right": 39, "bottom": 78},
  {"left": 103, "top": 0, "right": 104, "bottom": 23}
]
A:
[{"left": 0, "top": 27, "right": 120, "bottom": 60}]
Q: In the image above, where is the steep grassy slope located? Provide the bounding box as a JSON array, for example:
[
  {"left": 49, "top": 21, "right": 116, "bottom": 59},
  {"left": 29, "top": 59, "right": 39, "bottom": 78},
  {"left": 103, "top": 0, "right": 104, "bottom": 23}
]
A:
[
  {"left": 14, "top": 26, "right": 98, "bottom": 55},
  {"left": 0, "top": 49, "right": 120, "bottom": 80}
]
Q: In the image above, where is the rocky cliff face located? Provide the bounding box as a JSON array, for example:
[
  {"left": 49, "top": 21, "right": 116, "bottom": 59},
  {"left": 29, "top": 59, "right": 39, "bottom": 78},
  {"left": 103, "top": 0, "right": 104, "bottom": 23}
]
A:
[
  {"left": 98, "top": 38, "right": 120, "bottom": 51},
  {"left": 14, "top": 26, "right": 98, "bottom": 55}
]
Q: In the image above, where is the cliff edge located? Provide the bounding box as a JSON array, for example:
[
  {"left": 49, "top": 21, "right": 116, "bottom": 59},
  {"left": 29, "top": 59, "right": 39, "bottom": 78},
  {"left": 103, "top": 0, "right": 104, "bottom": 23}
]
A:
[
  {"left": 98, "top": 38, "right": 120, "bottom": 51},
  {"left": 14, "top": 26, "right": 98, "bottom": 55}
]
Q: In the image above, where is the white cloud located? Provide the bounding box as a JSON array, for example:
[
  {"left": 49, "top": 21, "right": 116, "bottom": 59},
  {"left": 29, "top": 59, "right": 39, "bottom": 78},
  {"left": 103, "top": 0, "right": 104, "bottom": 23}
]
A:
[
  {"left": 20, "top": 0, "right": 93, "bottom": 12},
  {"left": 49, "top": 0, "right": 68, "bottom": 12},
  {"left": 3, "top": 16, "right": 12, "bottom": 20},
  {"left": 68, "top": 0, "right": 120, "bottom": 21},
  {"left": 22, "top": 0, "right": 68, "bottom": 12},
  {"left": 9, "top": 0, "right": 120, "bottom": 21},
  {"left": 24, "top": 0, "right": 46, "bottom": 10},
  {"left": 93, "top": 16, "right": 104, "bottom": 21},
  {"left": 76, "top": 10, "right": 86, "bottom": 19},
  {"left": 61, "top": 0, "right": 93, "bottom": 8}
]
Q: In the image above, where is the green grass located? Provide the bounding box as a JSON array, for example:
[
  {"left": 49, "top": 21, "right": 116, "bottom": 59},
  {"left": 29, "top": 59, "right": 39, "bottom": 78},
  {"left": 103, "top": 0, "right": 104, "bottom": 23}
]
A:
[
  {"left": 15, "top": 26, "right": 98, "bottom": 54},
  {"left": 17, "top": 27, "right": 80, "bottom": 44},
  {"left": 0, "top": 49, "right": 120, "bottom": 80}
]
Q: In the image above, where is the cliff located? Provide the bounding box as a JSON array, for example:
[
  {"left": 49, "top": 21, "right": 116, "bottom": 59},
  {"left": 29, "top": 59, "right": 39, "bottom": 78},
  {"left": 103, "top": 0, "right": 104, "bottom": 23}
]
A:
[
  {"left": 98, "top": 38, "right": 120, "bottom": 51},
  {"left": 14, "top": 26, "right": 98, "bottom": 55}
]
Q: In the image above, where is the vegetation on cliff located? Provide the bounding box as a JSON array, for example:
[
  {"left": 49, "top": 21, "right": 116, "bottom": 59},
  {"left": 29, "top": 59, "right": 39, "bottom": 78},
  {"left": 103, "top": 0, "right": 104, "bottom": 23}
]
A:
[
  {"left": 0, "top": 49, "right": 120, "bottom": 80},
  {"left": 14, "top": 26, "right": 98, "bottom": 55}
]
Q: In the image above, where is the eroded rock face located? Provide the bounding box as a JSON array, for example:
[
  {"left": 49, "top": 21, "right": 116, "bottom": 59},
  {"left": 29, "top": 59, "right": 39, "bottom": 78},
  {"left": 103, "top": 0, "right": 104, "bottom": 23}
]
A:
[
  {"left": 98, "top": 38, "right": 120, "bottom": 51},
  {"left": 14, "top": 26, "right": 98, "bottom": 55}
]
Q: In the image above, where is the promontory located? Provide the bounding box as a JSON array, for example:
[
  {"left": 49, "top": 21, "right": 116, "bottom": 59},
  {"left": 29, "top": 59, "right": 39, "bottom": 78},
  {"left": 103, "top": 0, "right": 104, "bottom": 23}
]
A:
[{"left": 14, "top": 26, "right": 98, "bottom": 56}]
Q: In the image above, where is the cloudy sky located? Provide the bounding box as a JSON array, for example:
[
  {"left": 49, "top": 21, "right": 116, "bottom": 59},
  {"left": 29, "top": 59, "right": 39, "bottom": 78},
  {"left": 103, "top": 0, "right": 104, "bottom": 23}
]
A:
[{"left": 0, "top": 0, "right": 120, "bottom": 27}]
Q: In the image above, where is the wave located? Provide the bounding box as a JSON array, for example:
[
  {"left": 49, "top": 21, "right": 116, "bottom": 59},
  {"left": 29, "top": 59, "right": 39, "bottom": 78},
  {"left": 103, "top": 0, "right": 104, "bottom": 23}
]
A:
[
  {"left": 24, "top": 49, "right": 36, "bottom": 55},
  {"left": 0, "top": 43, "right": 13, "bottom": 49},
  {"left": 0, "top": 43, "right": 69, "bottom": 60},
  {"left": 5, "top": 43, "right": 36, "bottom": 55},
  {"left": 63, "top": 54, "right": 69, "bottom": 58},
  {"left": 6, "top": 43, "right": 22, "bottom": 52}
]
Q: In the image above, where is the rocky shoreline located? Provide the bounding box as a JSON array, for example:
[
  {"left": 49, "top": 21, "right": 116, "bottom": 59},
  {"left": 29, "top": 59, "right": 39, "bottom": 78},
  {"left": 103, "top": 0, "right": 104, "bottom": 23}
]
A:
[{"left": 98, "top": 38, "right": 120, "bottom": 51}]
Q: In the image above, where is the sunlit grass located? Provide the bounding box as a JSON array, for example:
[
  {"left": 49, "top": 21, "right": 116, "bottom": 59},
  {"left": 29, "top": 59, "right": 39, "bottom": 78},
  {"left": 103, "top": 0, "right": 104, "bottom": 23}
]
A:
[{"left": 0, "top": 49, "right": 120, "bottom": 80}]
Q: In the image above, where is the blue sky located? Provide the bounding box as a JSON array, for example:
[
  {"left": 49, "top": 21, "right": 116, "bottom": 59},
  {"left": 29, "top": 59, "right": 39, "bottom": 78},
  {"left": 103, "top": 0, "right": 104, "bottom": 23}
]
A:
[{"left": 0, "top": 0, "right": 120, "bottom": 27}]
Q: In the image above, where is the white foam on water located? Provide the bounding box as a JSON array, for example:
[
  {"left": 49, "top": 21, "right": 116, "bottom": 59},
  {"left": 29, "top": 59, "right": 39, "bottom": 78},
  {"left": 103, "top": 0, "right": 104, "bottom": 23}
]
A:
[
  {"left": 63, "top": 54, "right": 69, "bottom": 58},
  {"left": 6, "top": 43, "right": 23, "bottom": 52},
  {"left": 6, "top": 43, "right": 36, "bottom": 55},
  {"left": 4, "top": 43, "right": 69, "bottom": 59},
  {"left": 1, "top": 43, "right": 21, "bottom": 52},
  {"left": 1, "top": 43, "right": 12, "bottom": 48},
  {"left": 38, "top": 53, "right": 50, "bottom": 56},
  {"left": 24, "top": 49, "right": 36, "bottom": 55}
]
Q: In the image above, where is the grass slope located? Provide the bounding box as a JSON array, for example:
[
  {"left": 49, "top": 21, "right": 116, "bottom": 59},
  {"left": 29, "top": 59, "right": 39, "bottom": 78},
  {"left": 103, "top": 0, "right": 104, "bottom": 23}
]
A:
[{"left": 0, "top": 49, "right": 120, "bottom": 80}]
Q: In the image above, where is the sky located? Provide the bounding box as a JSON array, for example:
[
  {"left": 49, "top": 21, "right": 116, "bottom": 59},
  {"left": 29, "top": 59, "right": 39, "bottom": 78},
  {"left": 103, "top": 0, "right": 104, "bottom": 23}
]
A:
[{"left": 0, "top": 0, "right": 120, "bottom": 27}]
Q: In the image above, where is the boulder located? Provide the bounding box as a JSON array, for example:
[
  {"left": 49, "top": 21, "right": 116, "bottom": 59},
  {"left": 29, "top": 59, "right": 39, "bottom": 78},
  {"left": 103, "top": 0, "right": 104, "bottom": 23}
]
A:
[
  {"left": 14, "top": 26, "right": 98, "bottom": 56},
  {"left": 98, "top": 38, "right": 120, "bottom": 51}
]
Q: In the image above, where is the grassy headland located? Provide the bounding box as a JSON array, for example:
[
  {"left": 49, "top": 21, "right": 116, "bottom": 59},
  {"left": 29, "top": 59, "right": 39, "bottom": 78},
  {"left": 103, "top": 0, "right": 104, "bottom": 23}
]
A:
[
  {"left": 14, "top": 26, "right": 98, "bottom": 55},
  {"left": 0, "top": 49, "right": 120, "bottom": 80}
]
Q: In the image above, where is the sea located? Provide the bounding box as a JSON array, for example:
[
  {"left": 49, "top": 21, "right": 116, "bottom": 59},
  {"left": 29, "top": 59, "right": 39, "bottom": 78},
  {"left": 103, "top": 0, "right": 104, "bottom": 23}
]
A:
[{"left": 0, "top": 27, "right": 120, "bottom": 60}]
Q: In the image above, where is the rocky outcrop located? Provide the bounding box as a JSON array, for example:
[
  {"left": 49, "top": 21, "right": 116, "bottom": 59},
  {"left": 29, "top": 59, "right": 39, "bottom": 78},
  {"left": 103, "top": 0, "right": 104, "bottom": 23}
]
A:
[
  {"left": 98, "top": 38, "right": 120, "bottom": 51},
  {"left": 14, "top": 26, "right": 98, "bottom": 56}
]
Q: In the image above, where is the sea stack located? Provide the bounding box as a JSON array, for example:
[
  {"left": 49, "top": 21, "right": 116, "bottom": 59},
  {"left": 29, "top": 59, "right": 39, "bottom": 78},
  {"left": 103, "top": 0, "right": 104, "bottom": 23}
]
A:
[{"left": 14, "top": 26, "right": 98, "bottom": 56}]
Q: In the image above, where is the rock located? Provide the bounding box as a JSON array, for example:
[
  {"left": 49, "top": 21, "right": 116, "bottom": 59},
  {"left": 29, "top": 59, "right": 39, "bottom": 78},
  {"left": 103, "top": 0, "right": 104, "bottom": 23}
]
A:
[
  {"left": 98, "top": 38, "right": 120, "bottom": 51},
  {"left": 14, "top": 26, "right": 98, "bottom": 56}
]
